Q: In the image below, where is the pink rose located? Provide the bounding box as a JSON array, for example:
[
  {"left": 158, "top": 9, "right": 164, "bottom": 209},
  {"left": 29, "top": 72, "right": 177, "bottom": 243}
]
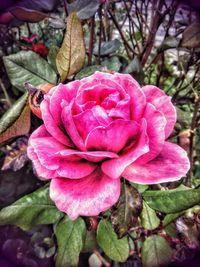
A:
[{"left": 27, "top": 72, "right": 190, "bottom": 219}]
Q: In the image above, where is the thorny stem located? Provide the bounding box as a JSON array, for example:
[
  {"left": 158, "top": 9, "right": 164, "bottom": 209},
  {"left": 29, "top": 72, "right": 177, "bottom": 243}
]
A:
[{"left": 0, "top": 78, "right": 12, "bottom": 107}]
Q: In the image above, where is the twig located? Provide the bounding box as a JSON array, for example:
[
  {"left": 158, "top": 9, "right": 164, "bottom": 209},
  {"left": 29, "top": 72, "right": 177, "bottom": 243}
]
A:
[
  {"left": 186, "top": 96, "right": 200, "bottom": 186},
  {"left": 88, "top": 16, "right": 95, "bottom": 66},
  {"left": 141, "top": 0, "right": 164, "bottom": 66},
  {"left": 0, "top": 78, "right": 12, "bottom": 107},
  {"left": 108, "top": 9, "right": 135, "bottom": 58},
  {"left": 98, "top": 5, "right": 103, "bottom": 64},
  {"left": 63, "top": 0, "right": 68, "bottom": 17}
]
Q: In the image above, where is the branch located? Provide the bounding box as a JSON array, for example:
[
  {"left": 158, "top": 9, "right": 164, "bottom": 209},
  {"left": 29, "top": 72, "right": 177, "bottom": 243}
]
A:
[
  {"left": 88, "top": 16, "right": 95, "bottom": 66},
  {"left": 108, "top": 9, "right": 135, "bottom": 58},
  {"left": 186, "top": 96, "right": 200, "bottom": 186}
]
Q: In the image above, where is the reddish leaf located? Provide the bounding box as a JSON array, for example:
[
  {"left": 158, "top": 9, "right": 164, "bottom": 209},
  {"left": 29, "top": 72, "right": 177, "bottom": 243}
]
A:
[{"left": 9, "top": 6, "right": 48, "bottom": 22}]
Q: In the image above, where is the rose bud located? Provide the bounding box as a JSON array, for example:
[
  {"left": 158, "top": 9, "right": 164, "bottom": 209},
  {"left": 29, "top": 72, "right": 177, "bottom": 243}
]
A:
[{"left": 25, "top": 82, "right": 55, "bottom": 118}]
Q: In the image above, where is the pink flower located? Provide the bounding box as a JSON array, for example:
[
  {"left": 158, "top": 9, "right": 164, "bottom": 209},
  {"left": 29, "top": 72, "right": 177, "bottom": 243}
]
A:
[{"left": 27, "top": 72, "right": 190, "bottom": 219}]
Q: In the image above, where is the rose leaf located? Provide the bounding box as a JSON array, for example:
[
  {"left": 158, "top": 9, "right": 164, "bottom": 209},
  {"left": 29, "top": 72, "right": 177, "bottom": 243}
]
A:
[
  {"left": 97, "top": 220, "right": 129, "bottom": 262},
  {"left": 9, "top": 6, "right": 48, "bottom": 22},
  {"left": 55, "top": 216, "right": 86, "bottom": 267},
  {"left": 111, "top": 184, "right": 142, "bottom": 238},
  {"left": 142, "top": 188, "right": 200, "bottom": 214},
  {"left": 3, "top": 51, "right": 57, "bottom": 92},
  {"left": 141, "top": 235, "right": 172, "bottom": 267},
  {"left": 0, "top": 185, "right": 64, "bottom": 231},
  {"left": 140, "top": 201, "right": 160, "bottom": 230},
  {"left": 68, "top": 0, "right": 101, "bottom": 20},
  {"left": 56, "top": 12, "right": 85, "bottom": 82},
  {"left": 0, "top": 93, "right": 30, "bottom": 145}
]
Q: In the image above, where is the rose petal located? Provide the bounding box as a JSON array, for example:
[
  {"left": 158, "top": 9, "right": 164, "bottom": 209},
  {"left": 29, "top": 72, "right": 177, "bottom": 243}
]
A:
[
  {"left": 56, "top": 160, "right": 97, "bottom": 179},
  {"left": 143, "top": 85, "right": 177, "bottom": 138},
  {"left": 30, "top": 133, "right": 96, "bottom": 179},
  {"left": 73, "top": 109, "right": 100, "bottom": 141},
  {"left": 91, "top": 105, "right": 112, "bottom": 125},
  {"left": 41, "top": 96, "right": 73, "bottom": 147},
  {"left": 101, "top": 119, "right": 149, "bottom": 178},
  {"left": 135, "top": 103, "right": 166, "bottom": 164},
  {"left": 61, "top": 100, "right": 86, "bottom": 151},
  {"left": 113, "top": 73, "right": 146, "bottom": 121},
  {"left": 123, "top": 142, "right": 190, "bottom": 184},
  {"left": 28, "top": 125, "right": 96, "bottom": 179},
  {"left": 50, "top": 168, "right": 121, "bottom": 220},
  {"left": 30, "top": 137, "right": 65, "bottom": 170},
  {"left": 101, "top": 91, "right": 121, "bottom": 110},
  {"left": 76, "top": 84, "right": 121, "bottom": 105},
  {"left": 77, "top": 72, "right": 127, "bottom": 100},
  {"left": 29, "top": 124, "right": 51, "bottom": 139},
  {"left": 27, "top": 125, "right": 56, "bottom": 179},
  {"left": 27, "top": 146, "right": 55, "bottom": 180},
  {"left": 73, "top": 106, "right": 112, "bottom": 141},
  {"left": 86, "top": 119, "right": 139, "bottom": 153},
  {"left": 59, "top": 149, "right": 119, "bottom": 162},
  {"left": 49, "top": 80, "right": 82, "bottom": 124},
  {"left": 108, "top": 94, "right": 131, "bottom": 120}
]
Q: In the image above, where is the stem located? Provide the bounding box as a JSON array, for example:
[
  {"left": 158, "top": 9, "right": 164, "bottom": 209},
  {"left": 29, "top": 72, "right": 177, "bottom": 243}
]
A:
[
  {"left": 0, "top": 78, "right": 12, "bottom": 107},
  {"left": 63, "top": 0, "right": 68, "bottom": 17},
  {"left": 98, "top": 5, "right": 103, "bottom": 64},
  {"left": 108, "top": 9, "right": 135, "bottom": 58},
  {"left": 93, "top": 250, "right": 110, "bottom": 267},
  {"left": 141, "top": 0, "right": 164, "bottom": 66},
  {"left": 186, "top": 96, "right": 200, "bottom": 186},
  {"left": 88, "top": 16, "right": 95, "bottom": 66}
]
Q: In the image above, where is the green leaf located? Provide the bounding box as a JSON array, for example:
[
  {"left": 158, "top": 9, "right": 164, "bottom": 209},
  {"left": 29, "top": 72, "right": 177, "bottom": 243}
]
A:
[
  {"left": 0, "top": 93, "right": 28, "bottom": 134},
  {"left": 55, "top": 216, "right": 86, "bottom": 267},
  {"left": 97, "top": 220, "right": 129, "bottom": 262},
  {"left": 101, "top": 56, "right": 122, "bottom": 72},
  {"left": 163, "top": 212, "right": 184, "bottom": 227},
  {"left": 75, "top": 65, "right": 102, "bottom": 80},
  {"left": 93, "top": 39, "right": 121, "bottom": 56},
  {"left": 111, "top": 184, "right": 142, "bottom": 238},
  {"left": 142, "top": 188, "right": 200, "bottom": 214},
  {"left": 0, "top": 93, "right": 30, "bottom": 145},
  {"left": 75, "top": 56, "right": 122, "bottom": 80},
  {"left": 163, "top": 205, "right": 200, "bottom": 226},
  {"left": 140, "top": 201, "right": 160, "bottom": 230},
  {"left": 159, "top": 36, "right": 179, "bottom": 52},
  {"left": 68, "top": 0, "right": 100, "bottom": 20},
  {"left": 47, "top": 45, "right": 59, "bottom": 73},
  {"left": 56, "top": 12, "right": 85, "bottom": 81},
  {"left": 0, "top": 185, "right": 63, "bottom": 230},
  {"left": 141, "top": 235, "right": 172, "bottom": 267},
  {"left": 123, "top": 56, "right": 144, "bottom": 84},
  {"left": 164, "top": 223, "right": 177, "bottom": 237},
  {"left": 130, "top": 182, "right": 149, "bottom": 193},
  {"left": 3, "top": 51, "right": 57, "bottom": 92}
]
